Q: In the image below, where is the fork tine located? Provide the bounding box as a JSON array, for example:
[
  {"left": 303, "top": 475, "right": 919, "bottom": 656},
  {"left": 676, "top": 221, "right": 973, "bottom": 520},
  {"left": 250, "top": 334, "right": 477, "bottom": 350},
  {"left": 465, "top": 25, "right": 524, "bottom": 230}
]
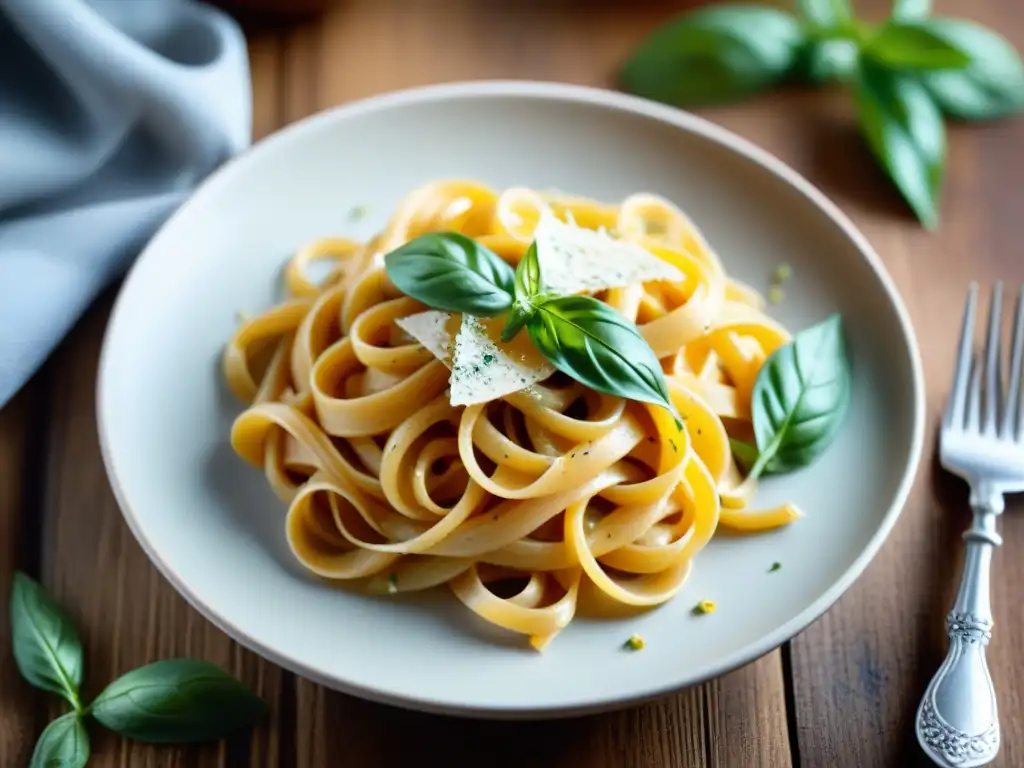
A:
[
  {"left": 982, "top": 282, "right": 1004, "bottom": 434},
  {"left": 946, "top": 283, "right": 978, "bottom": 430},
  {"left": 966, "top": 357, "right": 982, "bottom": 434},
  {"left": 1004, "top": 285, "right": 1024, "bottom": 439}
]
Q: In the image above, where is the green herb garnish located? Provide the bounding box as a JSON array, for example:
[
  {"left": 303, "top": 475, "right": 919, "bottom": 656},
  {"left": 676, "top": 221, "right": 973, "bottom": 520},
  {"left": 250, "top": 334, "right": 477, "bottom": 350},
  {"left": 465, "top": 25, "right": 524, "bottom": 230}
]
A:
[
  {"left": 384, "top": 232, "right": 515, "bottom": 317},
  {"left": 769, "top": 562, "right": 783, "bottom": 572},
  {"left": 739, "top": 314, "right": 851, "bottom": 479},
  {"left": 30, "top": 712, "right": 89, "bottom": 768},
  {"left": 693, "top": 600, "right": 717, "bottom": 615},
  {"left": 526, "top": 294, "right": 681, "bottom": 424},
  {"left": 385, "top": 233, "right": 680, "bottom": 422},
  {"left": 854, "top": 60, "right": 944, "bottom": 230},
  {"left": 388, "top": 572, "right": 399, "bottom": 594},
  {"left": 624, "top": 634, "right": 646, "bottom": 651},
  {"left": 620, "top": 3, "right": 1024, "bottom": 229},
  {"left": 11, "top": 572, "right": 267, "bottom": 765}
]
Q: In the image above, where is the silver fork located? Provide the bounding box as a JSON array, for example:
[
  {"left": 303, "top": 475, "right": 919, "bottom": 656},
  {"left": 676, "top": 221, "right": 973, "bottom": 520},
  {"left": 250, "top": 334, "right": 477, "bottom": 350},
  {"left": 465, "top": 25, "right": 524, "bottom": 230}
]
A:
[{"left": 916, "top": 282, "right": 1024, "bottom": 768}]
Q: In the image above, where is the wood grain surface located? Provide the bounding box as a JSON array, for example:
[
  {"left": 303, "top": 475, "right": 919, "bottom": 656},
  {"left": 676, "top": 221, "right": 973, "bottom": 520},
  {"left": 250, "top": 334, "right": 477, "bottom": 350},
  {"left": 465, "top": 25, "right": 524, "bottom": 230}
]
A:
[{"left": 1, "top": 0, "right": 1022, "bottom": 766}]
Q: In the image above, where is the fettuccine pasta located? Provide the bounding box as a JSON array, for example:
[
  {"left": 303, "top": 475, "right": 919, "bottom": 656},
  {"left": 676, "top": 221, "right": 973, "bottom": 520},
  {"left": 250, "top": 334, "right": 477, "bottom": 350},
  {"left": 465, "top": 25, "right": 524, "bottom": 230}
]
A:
[{"left": 224, "top": 181, "right": 801, "bottom": 650}]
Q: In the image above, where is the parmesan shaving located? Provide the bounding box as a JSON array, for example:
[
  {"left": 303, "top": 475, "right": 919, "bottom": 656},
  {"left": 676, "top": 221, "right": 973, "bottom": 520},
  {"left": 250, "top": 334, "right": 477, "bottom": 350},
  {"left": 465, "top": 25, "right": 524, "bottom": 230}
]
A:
[
  {"left": 394, "top": 311, "right": 453, "bottom": 363},
  {"left": 533, "top": 210, "right": 684, "bottom": 295},
  {"left": 395, "top": 311, "right": 553, "bottom": 406}
]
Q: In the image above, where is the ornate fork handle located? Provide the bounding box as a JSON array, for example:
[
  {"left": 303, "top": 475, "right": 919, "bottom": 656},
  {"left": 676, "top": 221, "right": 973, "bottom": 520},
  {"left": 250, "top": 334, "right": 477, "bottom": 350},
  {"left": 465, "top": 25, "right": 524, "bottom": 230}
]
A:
[{"left": 916, "top": 499, "right": 1003, "bottom": 767}]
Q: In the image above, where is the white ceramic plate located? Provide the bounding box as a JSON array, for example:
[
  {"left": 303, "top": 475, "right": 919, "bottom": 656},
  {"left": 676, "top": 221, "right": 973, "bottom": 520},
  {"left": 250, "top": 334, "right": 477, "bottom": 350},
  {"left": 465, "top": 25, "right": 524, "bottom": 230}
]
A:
[{"left": 98, "top": 81, "right": 925, "bottom": 718}]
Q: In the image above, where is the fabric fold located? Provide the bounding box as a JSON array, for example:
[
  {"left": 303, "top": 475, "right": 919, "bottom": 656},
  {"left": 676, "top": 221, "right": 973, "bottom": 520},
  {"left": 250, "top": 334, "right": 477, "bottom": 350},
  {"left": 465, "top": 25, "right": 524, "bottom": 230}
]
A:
[{"left": 0, "top": 0, "right": 252, "bottom": 407}]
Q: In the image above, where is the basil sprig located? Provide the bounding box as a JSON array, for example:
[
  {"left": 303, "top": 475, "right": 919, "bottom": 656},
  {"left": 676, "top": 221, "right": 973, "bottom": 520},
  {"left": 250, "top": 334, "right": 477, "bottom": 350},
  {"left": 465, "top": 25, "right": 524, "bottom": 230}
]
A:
[
  {"left": 734, "top": 314, "right": 851, "bottom": 478},
  {"left": 620, "top": 1, "right": 1024, "bottom": 229},
  {"left": 385, "top": 232, "right": 680, "bottom": 422},
  {"left": 384, "top": 232, "right": 515, "bottom": 316},
  {"left": 10, "top": 572, "right": 268, "bottom": 767}
]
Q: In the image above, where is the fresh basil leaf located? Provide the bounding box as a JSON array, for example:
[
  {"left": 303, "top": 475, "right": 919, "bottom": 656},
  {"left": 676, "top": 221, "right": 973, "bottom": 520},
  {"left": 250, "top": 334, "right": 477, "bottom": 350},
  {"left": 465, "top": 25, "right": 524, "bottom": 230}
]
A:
[
  {"left": 501, "top": 305, "right": 530, "bottom": 343},
  {"left": 728, "top": 438, "right": 760, "bottom": 470},
  {"left": 915, "top": 19, "right": 1024, "bottom": 121},
  {"left": 865, "top": 22, "right": 972, "bottom": 71},
  {"left": 620, "top": 6, "right": 805, "bottom": 106},
  {"left": 891, "top": 0, "right": 931, "bottom": 21},
  {"left": 90, "top": 659, "right": 268, "bottom": 743},
  {"left": 798, "top": 0, "right": 851, "bottom": 30},
  {"left": 384, "top": 232, "right": 514, "bottom": 317},
  {"left": 514, "top": 241, "right": 541, "bottom": 302},
  {"left": 29, "top": 713, "right": 89, "bottom": 768},
  {"left": 527, "top": 294, "right": 679, "bottom": 421},
  {"left": 795, "top": 37, "right": 859, "bottom": 83},
  {"left": 10, "top": 572, "right": 84, "bottom": 709},
  {"left": 853, "top": 62, "right": 944, "bottom": 229},
  {"left": 748, "top": 314, "right": 850, "bottom": 479}
]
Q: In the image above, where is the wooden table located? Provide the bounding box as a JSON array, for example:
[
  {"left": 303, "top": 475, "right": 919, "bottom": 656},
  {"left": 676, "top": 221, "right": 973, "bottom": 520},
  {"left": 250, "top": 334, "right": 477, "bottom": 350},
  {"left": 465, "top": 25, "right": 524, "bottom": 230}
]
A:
[{"left": 3, "top": 0, "right": 1023, "bottom": 765}]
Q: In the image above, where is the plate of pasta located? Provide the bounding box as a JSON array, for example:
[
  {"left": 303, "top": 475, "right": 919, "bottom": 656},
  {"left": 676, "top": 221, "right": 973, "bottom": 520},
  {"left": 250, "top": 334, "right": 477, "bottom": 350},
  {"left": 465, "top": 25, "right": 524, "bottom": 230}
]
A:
[{"left": 98, "top": 81, "right": 924, "bottom": 717}]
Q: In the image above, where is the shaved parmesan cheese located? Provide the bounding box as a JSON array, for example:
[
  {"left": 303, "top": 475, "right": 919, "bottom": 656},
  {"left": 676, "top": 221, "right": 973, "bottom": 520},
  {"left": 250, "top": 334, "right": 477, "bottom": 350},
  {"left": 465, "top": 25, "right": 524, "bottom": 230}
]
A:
[
  {"left": 394, "top": 311, "right": 454, "bottom": 362},
  {"left": 395, "top": 311, "right": 553, "bottom": 406},
  {"left": 534, "top": 210, "right": 684, "bottom": 295},
  {"left": 450, "top": 316, "right": 554, "bottom": 406}
]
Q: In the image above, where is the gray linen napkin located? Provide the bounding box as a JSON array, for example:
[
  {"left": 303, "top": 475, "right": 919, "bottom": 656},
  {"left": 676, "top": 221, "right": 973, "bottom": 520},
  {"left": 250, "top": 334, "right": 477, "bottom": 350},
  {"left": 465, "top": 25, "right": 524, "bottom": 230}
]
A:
[{"left": 0, "top": 0, "right": 251, "bottom": 408}]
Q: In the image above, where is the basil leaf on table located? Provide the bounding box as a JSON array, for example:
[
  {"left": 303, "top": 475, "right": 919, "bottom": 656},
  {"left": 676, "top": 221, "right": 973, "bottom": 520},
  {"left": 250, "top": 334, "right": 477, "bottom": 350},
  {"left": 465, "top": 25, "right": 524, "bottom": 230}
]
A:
[
  {"left": 10, "top": 572, "right": 84, "bottom": 709},
  {"left": 747, "top": 314, "right": 851, "bottom": 479},
  {"left": 619, "top": 5, "right": 805, "bottom": 106},
  {"left": 797, "top": 0, "right": 851, "bottom": 30},
  {"left": 853, "top": 62, "right": 945, "bottom": 229},
  {"left": 796, "top": 38, "right": 859, "bottom": 83},
  {"left": 915, "top": 19, "right": 1024, "bottom": 121},
  {"left": 384, "top": 232, "right": 515, "bottom": 317},
  {"left": 891, "top": 0, "right": 931, "bottom": 21},
  {"left": 89, "top": 659, "right": 269, "bottom": 743},
  {"left": 29, "top": 712, "right": 89, "bottom": 768},
  {"left": 527, "top": 294, "right": 680, "bottom": 423},
  {"left": 864, "top": 22, "right": 972, "bottom": 72}
]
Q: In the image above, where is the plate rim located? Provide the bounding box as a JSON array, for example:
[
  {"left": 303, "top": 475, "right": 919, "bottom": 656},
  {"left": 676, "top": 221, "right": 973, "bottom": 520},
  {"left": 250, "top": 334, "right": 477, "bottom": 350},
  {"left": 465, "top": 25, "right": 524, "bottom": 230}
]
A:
[{"left": 96, "top": 79, "right": 927, "bottom": 719}]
